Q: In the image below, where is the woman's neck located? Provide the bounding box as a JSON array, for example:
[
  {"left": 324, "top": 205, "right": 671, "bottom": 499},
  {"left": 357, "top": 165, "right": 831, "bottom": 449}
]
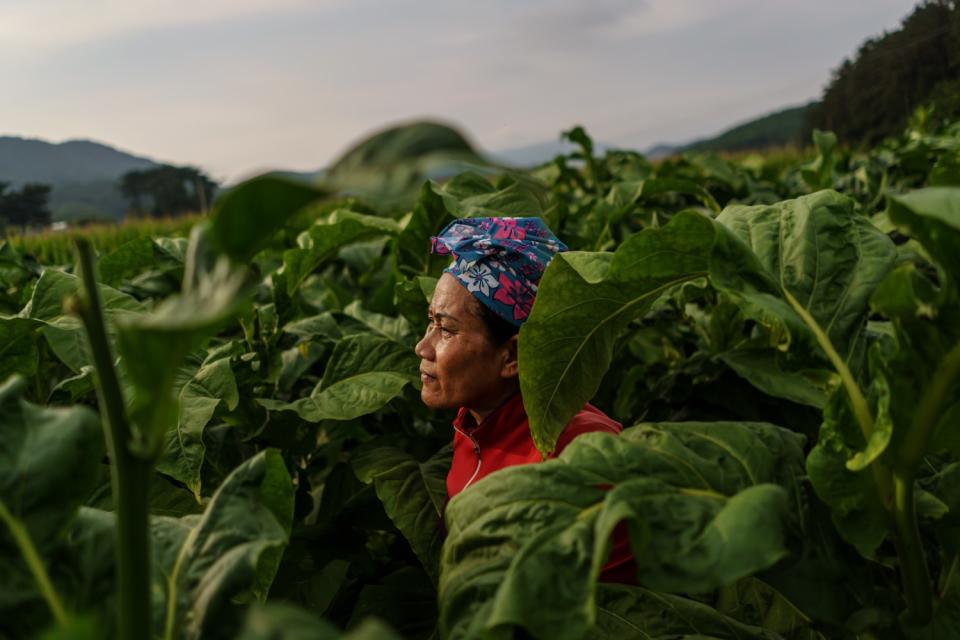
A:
[{"left": 467, "top": 385, "right": 521, "bottom": 426}]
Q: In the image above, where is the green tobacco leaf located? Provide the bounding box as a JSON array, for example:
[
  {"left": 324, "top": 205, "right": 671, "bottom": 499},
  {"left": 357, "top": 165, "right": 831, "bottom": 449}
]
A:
[
  {"left": 258, "top": 334, "right": 418, "bottom": 422},
  {"left": 283, "top": 210, "right": 400, "bottom": 295},
  {"left": 21, "top": 268, "right": 144, "bottom": 323},
  {"left": 800, "top": 130, "right": 838, "bottom": 191},
  {"left": 156, "top": 357, "right": 239, "bottom": 500},
  {"left": 352, "top": 444, "right": 452, "bottom": 582},
  {"left": 282, "top": 313, "right": 343, "bottom": 341},
  {"left": 114, "top": 258, "right": 249, "bottom": 456},
  {"left": 887, "top": 188, "right": 960, "bottom": 281},
  {"left": 396, "top": 181, "right": 452, "bottom": 275},
  {"left": 440, "top": 421, "right": 805, "bottom": 640},
  {"left": 719, "top": 350, "right": 837, "bottom": 408},
  {"left": 0, "top": 376, "right": 102, "bottom": 549},
  {"left": 156, "top": 449, "right": 294, "bottom": 640},
  {"left": 519, "top": 211, "right": 716, "bottom": 456},
  {"left": 209, "top": 175, "right": 329, "bottom": 264},
  {"left": 342, "top": 301, "right": 413, "bottom": 343},
  {"left": 522, "top": 191, "right": 895, "bottom": 455},
  {"left": 636, "top": 176, "right": 721, "bottom": 212},
  {"left": 0, "top": 376, "right": 101, "bottom": 631},
  {"left": 19, "top": 269, "right": 144, "bottom": 372},
  {"left": 98, "top": 236, "right": 171, "bottom": 288},
  {"left": 394, "top": 276, "right": 436, "bottom": 328},
  {"left": 320, "top": 333, "right": 418, "bottom": 390},
  {"left": 589, "top": 584, "right": 779, "bottom": 640},
  {"left": 435, "top": 173, "right": 549, "bottom": 218},
  {"left": 807, "top": 387, "right": 890, "bottom": 557},
  {"left": 716, "top": 189, "right": 896, "bottom": 357},
  {"left": 0, "top": 317, "right": 39, "bottom": 381}
]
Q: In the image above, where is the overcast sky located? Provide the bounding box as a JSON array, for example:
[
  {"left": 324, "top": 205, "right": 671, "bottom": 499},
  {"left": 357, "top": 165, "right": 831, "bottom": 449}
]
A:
[{"left": 2, "top": 0, "right": 919, "bottom": 182}]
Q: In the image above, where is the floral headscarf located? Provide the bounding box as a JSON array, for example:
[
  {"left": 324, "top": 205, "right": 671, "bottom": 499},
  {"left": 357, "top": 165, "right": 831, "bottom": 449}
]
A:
[{"left": 430, "top": 217, "right": 567, "bottom": 326}]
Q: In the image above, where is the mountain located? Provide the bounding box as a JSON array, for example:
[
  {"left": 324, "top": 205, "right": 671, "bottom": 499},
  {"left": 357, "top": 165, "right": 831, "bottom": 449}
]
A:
[
  {"left": 0, "top": 136, "right": 159, "bottom": 221},
  {"left": 644, "top": 103, "right": 815, "bottom": 158},
  {"left": 683, "top": 103, "right": 814, "bottom": 153}
]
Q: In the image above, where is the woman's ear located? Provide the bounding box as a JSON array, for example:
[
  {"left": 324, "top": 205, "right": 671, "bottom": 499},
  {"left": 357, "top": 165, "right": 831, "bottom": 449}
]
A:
[{"left": 500, "top": 334, "right": 519, "bottom": 379}]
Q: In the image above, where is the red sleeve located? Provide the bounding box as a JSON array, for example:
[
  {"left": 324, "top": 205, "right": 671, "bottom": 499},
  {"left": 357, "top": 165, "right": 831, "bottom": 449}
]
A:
[
  {"left": 550, "top": 403, "right": 622, "bottom": 458},
  {"left": 549, "top": 404, "right": 635, "bottom": 584}
]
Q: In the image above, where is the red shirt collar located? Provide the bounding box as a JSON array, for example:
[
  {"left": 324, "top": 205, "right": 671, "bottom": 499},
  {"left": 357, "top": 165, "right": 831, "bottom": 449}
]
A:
[{"left": 452, "top": 392, "right": 526, "bottom": 439}]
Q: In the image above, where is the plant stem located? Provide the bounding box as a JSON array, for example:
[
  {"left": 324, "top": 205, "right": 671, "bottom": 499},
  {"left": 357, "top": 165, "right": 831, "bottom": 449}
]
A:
[
  {"left": 892, "top": 473, "right": 933, "bottom": 623},
  {"left": 783, "top": 288, "right": 894, "bottom": 506},
  {"left": 0, "top": 500, "right": 68, "bottom": 625},
  {"left": 782, "top": 289, "right": 875, "bottom": 443},
  {"left": 74, "top": 239, "right": 152, "bottom": 640},
  {"left": 900, "top": 339, "right": 960, "bottom": 471}
]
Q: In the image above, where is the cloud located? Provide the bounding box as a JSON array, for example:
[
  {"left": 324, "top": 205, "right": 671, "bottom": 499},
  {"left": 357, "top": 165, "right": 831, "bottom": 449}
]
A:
[
  {"left": 0, "top": 0, "right": 329, "bottom": 50},
  {"left": 507, "top": 0, "right": 749, "bottom": 46}
]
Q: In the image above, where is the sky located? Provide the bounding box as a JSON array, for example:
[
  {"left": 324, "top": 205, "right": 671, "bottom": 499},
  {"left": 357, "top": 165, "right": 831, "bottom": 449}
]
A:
[{"left": 2, "top": 0, "right": 920, "bottom": 183}]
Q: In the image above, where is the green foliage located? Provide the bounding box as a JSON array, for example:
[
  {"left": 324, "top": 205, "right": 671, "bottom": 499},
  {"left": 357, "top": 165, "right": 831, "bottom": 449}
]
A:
[
  {"left": 1, "top": 115, "right": 959, "bottom": 640},
  {"left": 120, "top": 165, "right": 217, "bottom": 218},
  {"left": 806, "top": 1, "right": 960, "bottom": 144},
  {"left": 440, "top": 422, "right": 804, "bottom": 640},
  {"left": 0, "top": 182, "right": 53, "bottom": 230}
]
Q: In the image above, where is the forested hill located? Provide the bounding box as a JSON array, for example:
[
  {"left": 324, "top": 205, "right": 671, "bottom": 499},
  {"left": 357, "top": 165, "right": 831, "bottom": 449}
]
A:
[
  {"left": 684, "top": 104, "right": 813, "bottom": 153},
  {"left": 805, "top": 0, "right": 960, "bottom": 144},
  {"left": 0, "top": 137, "right": 157, "bottom": 185},
  {"left": 0, "top": 137, "right": 158, "bottom": 221}
]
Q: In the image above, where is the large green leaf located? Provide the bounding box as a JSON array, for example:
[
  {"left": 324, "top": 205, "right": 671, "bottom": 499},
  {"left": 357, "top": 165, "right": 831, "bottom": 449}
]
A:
[
  {"left": 113, "top": 258, "right": 249, "bottom": 456},
  {"left": 439, "top": 421, "right": 805, "bottom": 640},
  {"left": 0, "top": 376, "right": 101, "bottom": 633},
  {"left": 0, "top": 376, "right": 102, "bottom": 549},
  {"left": 154, "top": 449, "right": 294, "bottom": 640},
  {"left": 341, "top": 301, "right": 413, "bottom": 343},
  {"left": 435, "top": 172, "right": 549, "bottom": 218},
  {"left": 589, "top": 584, "right": 780, "bottom": 640},
  {"left": 887, "top": 187, "right": 960, "bottom": 281},
  {"left": 806, "top": 214, "right": 960, "bottom": 557},
  {"left": 716, "top": 189, "right": 896, "bottom": 355},
  {"left": 283, "top": 210, "right": 400, "bottom": 295},
  {"left": 209, "top": 175, "right": 329, "bottom": 264},
  {"left": 155, "top": 357, "right": 239, "bottom": 500},
  {"left": 352, "top": 444, "right": 452, "bottom": 582},
  {"left": 319, "top": 333, "right": 417, "bottom": 390},
  {"left": 395, "top": 181, "right": 452, "bottom": 276},
  {"left": 0, "top": 317, "right": 39, "bottom": 381},
  {"left": 519, "top": 211, "right": 717, "bottom": 455},
  {"left": 521, "top": 191, "right": 896, "bottom": 455},
  {"left": 258, "top": 333, "right": 418, "bottom": 422},
  {"left": 18, "top": 269, "right": 144, "bottom": 373}
]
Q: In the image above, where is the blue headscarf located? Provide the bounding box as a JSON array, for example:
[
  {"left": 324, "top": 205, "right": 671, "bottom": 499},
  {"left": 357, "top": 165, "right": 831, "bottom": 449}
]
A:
[{"left": 430, "top": 217, "right": 567, "bottom": 326}]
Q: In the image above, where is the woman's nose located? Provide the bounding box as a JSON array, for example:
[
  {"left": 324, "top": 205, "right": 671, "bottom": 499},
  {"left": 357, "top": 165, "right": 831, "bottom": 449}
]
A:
[{"left": 415, "top": 329, "right": 434, "bottom": 360}]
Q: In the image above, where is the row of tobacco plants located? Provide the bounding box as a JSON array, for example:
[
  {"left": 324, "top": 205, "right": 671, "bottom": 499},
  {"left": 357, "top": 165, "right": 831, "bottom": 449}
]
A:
[{"left": 1, "top": 110, "right": 959, "bottom": 639}]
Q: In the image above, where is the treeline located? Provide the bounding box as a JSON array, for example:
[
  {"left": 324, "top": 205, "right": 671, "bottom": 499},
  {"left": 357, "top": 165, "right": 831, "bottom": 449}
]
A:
[
  {"left": 120, "top": 164, "right": 217, "bottom": 218},
  {"left": 0, "top": 182, "right": 51, "bottom": 231},
  {"left": 806, "top": 0, "right": 960, "bottom": 144}
]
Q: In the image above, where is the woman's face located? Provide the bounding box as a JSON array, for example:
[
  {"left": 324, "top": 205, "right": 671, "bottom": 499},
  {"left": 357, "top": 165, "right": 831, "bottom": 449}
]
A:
[{"left": 414, "top": 273, "right": 518, "bottom": 418}]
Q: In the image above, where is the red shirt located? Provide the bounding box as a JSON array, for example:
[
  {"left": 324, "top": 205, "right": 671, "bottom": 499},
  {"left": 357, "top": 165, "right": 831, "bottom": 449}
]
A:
[{"left": 445, "top": 393, "right": 635, "bottom": 583}]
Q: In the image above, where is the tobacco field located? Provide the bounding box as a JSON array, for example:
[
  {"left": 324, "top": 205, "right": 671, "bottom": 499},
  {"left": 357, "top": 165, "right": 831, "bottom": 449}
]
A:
[{"left": 2, "top": 112, "right": 960, "bottom": 640}]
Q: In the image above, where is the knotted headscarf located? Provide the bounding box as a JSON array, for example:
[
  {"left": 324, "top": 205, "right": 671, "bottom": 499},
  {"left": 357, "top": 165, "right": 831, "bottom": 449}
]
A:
[{"left": 430, "top": 217, "right": 567, "bottom": 326}]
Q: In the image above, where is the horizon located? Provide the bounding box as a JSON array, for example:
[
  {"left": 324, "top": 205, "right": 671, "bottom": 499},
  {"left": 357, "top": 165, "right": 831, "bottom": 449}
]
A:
[{"left": 3, "top": 0, "right": 918, "bottom": 182}]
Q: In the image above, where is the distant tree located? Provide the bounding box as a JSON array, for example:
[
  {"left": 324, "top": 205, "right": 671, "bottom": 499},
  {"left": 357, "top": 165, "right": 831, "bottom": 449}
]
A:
[
  {"left": 806, "top": 0, "right": 960, "bottom": 145},
  {"left": 119, "top": 164, "right": 217, "bottom": 217},
  {"left": 0, "top": 182, "right": 52, "bottom": 232}
]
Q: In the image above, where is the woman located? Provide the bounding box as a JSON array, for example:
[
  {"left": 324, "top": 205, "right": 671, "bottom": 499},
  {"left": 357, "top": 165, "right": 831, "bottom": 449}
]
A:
[{"left": 415, "top": 216, "right": 634, "bottom": 583}]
